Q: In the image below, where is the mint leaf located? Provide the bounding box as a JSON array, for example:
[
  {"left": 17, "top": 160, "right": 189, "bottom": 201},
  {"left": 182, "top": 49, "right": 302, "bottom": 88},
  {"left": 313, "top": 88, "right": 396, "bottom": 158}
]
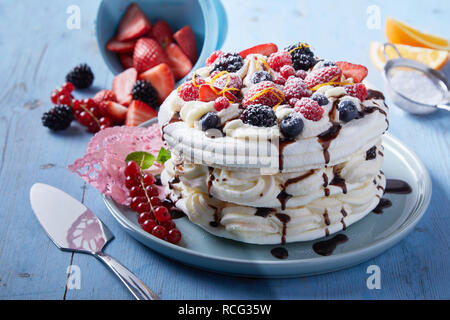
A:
[
  {"left": 125, "top": 151, "right": 155, "bottom": 170},
  {"left": 156, "top": 147, "right": 171, "bottom": 164}
]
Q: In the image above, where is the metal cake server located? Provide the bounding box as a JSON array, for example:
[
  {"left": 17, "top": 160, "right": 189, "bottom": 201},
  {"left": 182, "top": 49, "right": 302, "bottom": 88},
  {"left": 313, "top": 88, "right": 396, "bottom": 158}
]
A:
[{"left": 30, "top": 183, "right": 160, "bottom": 300}]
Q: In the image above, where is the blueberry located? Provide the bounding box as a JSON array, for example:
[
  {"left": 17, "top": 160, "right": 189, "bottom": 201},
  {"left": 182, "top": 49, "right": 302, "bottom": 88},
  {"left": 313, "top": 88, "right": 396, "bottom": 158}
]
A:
[
  {"left": 338, "top": 100, "right": 358, "bottom": 122},
  {"left": 311, "top": 93, "right": 329, "bottom": 106},
  {"left": 280, "top": 113, "right": 304, "bottom": 138},
  {"left": 199, "top": 112, "right": 219, "bottom": 131},
  {"left": 251, "top": 71, "right": 273, "bottom": 84}
]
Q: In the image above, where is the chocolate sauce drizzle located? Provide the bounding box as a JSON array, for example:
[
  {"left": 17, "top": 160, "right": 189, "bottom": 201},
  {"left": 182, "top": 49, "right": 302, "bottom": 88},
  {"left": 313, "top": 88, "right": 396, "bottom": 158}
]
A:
[
  {"left": 276, "top": 190, "right": 292, "bottom": 211},
  {"left": 255, "top": 207, "right": 275, "bottom": 218},
  {"left": 208, "top": 205, "right": 221, "bottom": 227},
  {"left": 317, "top": 122, "right": 342, "bottom": 164},
  {"left": 161, "top": 112, "right": 181, "bottom": 140},
  {"left": 278, "top": 139, "right": 295, "bottom": 171},
  {"left": 271, "top": 247, "right": 289, "bottom": 259},
  {"left": 372, "top": 198, "right": 392, "bottom": 214},
  {"left": 283, "top": 170, "right": 315, "bottom": 189},
  {"left": 207, "top": 167, "right": 214, "bottom": 198},
  {"left": 366, "top": 146, "right": 377, "bottom": 160},
  {"left": 330, "top": 175, "right": 347, "bottom": 194},
  {"left": 366, "top": 89, "right": 385, "bottom": 100},
  {"left": 313, "top": 234, "right": 349, "bottom": 256},
  {"left": 275, "top": 213, "right": 291, "bottom": 245}
]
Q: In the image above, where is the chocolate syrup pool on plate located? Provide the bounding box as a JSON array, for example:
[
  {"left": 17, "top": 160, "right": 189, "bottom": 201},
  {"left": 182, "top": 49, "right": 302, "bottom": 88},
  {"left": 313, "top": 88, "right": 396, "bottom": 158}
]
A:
[
  {"left": 271, "top": 247, "right": 289, "bottom": 259},
  {"left": 312, "top": 234, "right": 349, "bottom": 256}
]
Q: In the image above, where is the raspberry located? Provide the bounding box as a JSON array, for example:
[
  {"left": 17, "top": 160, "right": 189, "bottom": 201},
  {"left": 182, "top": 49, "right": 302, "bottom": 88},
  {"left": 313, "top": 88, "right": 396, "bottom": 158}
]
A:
[
  {"left": 93, "top": 90, "right": 117, "bottom": 104},
  {"left": 288, "top": 98, "right": 300, "bottom": 107},
  {"left": 214, "top": 96, "right": 230, "bottom": 111},
  {"left": 213, "top": 72, "right": 242, "bottom": 90},
  {"left": 294, "top": 98, "right": 324, "bottom": 121},
  {"left": 267, "top": 51, "right": 292, "bottom": 72},
  {"left": 280, "top": 65, "right": 295, "bottom": 79},
  {"left": 294, "top": 70, "right": 307, "bottom": 79},
  {"left": 344, "top": 83, "right": 368, "bottom": 101},
  {"left": 283, "top": 76, "right": 311, "bottom": 100},
  {"left": 206, "top": 50, "right": 224, "bottom": 66},
  {"left": 273, "top": 76, "right": 286, "bottom": 85},
  {"left": 178, "top": 81, "right": 199, "bottom": 101},
  {"left": 304, "top": 66, "right": 342, "bottom": 88},
  {"left": 242, "top": 81, "right": 284, "bottom": 108}
]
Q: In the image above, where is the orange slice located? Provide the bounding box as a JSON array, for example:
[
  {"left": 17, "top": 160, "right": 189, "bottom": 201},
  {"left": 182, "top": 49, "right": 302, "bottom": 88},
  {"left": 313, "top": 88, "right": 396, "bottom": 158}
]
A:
[
  {"left": 386, "top": 17, "right": 450, "bottom": 51},
  {"left": 369, "top": 42, "right": 449, "bottom": 71}
]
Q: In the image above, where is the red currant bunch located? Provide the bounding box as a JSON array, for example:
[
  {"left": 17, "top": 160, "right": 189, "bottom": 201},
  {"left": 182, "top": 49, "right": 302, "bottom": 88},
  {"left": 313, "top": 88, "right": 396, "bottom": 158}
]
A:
[
  {"left": 51, "top": 82, "right": 74, "bottom": 105},
  {"left": 124, "top": 161, "right": 182, "bottom": 244}
]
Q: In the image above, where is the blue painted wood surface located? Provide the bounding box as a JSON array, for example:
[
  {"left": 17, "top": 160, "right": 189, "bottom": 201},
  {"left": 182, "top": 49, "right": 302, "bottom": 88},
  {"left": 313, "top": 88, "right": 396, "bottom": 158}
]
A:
[{"left": 0, "top": 0, "right": 448, "bottom": 299}]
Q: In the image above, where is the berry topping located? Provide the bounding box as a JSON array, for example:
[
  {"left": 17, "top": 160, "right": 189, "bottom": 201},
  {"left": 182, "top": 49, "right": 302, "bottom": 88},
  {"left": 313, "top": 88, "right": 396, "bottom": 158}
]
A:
[
  {"left": 42, "top": 105, "right": 74, "bottom": 131},
  {"left": 304, "top": 66, "right": 342, "bottom": 89},
  {"left": 152, "top": 225, "right": 168, "bottom": 239},
  {"left": 283, "top": 76, "right": 311, "bottom": 101},
  {"left": 206, "top": 50, "right": 225, "bottom": 66},
  {"left": 133, "top": 38, "right": 169, "bottom": 73},
  {"left": 311, "top": 92, "right": 330, "bottom": 106},
  {"left": 288, "top": 98, "right": 300, "bottom": 107},
  {"left": 99, "top": 101, "right": 128, "bottom": 124},
  {"left": 212, "top": 72, "right": 243, "bottom": 91},
  {"left": 344, "top": 83, "right": 368, "bottom": 101},
  {"left": 338, "top": 100, "right": 358, "bottom": 122},
  {"left": 239, "top": 43, "right": 278, "bottom": 58},
  {"left": 279, "top": 65, "right": 295, "bottom": 79},
  {"left": 240, "top": 104, "right": 277, "bottom": 127},
  {"left": 285, "top": 43, "right": 316, "bottom": 71},
  {"left": 178, "top": 81, "right": 199, "bottom": 101},
  {"left": 93, "top": 90, "right": 117, "bottom": 105},
  {"left": 211, "top": 53, "right": 244, "bottom": 73},
  {"left": 273, "top": 76, "right": 286, "bottom": 85},
  {"left": 199, "top": 112, "right": 219, "bottom": 131},
  {"left": 242, "top": 81, "right": 285, "bottom": 108},
  {"left": 314, "top": 60, "right": 337, "bottom": 69},
  {"left": 294, "top": 70, "right": 307, "bottom": 79},
  {"left": 66, "top": 64, "right": 94, "bottom": 89},
  {"left": 294, "top": 98, "right": 324, "bottom": 121},
  {"left": 131, "top": 80, "right": 158, "bottom": 108},
  {"left": 250, "top": 71, "right": 273, "bottom": 84},
  {"left": 280, "top": 113, "right": 304, "bottom": 139},
  {"left": 214, "top": 96, "right": 230, "bottom": 111},
  {"left": 267, "top": 51, "right": 292, "bottom": 72},
  {"left": 336, "top": 61, "right": 368, "bottom": 83}
]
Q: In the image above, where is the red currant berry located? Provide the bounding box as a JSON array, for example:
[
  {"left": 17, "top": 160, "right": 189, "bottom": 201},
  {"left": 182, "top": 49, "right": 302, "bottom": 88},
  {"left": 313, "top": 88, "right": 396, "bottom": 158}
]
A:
[
  {"left": 130, "top": 186, "right": 145, "bottom": 198},
  {"left": 154, "top": 206, "right": 171, "bottom": 223},
  {"left": 142, "top": 219, "right": 157, "bottom": 233},
  {"left": 130, "top": 196, "right": 146, "bottom": 211},
  {"left": 167, "top": 228, "right": 182, "bottom": 244},
  {"left": 137, "top": 202, "right": 150, "bottom": 214},
  {"left": 87, "top": 121, "right": 100, "bottom": 133},
  {"left": 51, "top": 91, "right": 60, "bottom": 104},
  {"left": 125, "top": 175, "right": 140, "bottom": 189},
  {"left": 138, "top": 212, "right": 154, "bottom": 225},
  {"left": 161, "top": 220, "right": 176, "bottom": 230},
  {"left": 124, "top": 161, "right": 140, "bottom": 178},
  {"left": 142, "top": 174, "right": 155, "bottom": 186},
  {"left": 151, "top": 225, "right": 168, "bottom": 239},
  {"left": 99, "top": 117, "right": 112, "bottom": 126},
  {"left": 150, "top": 196, "right": 161, "bottom": 206},
  {"left": 78, "top": 111, "right": 93, "bottom": 126},
  {"left": 145, "top": 185, "right": 159, "bottom": 197},
  {"left": 62, "top": 82, "right": 75, "bottom": 93},
  {"left": 59, "top": 94, "right": 72, "bottom": 105},
  {"left": 72, "top": 99, "right": 82, "bottom": 111}
]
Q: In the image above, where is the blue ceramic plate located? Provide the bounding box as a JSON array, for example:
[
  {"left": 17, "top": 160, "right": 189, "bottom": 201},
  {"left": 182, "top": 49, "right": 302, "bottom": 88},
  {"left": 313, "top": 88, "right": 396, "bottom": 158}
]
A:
[
  {"left": 104, "top": 119, "right": 431, "bottom": 278},
  {"left": 96, "top": 0, "right": 227, "bottom": 80}
]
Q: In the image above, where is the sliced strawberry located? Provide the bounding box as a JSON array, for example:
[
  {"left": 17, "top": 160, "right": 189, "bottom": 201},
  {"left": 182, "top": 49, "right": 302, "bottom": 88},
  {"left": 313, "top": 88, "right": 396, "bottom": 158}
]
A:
[
  {"left": 99, "top": 101, "right": 128, "bottom": 124},
  {"left": 173, "top": 25, "right": 197, "bottom": 64},
  {"left": 139, "top": 63, "right": 175, "bottom": 103},
  {"left": 133, "top": 38, "right": 169, "bottom": 73},
  {"left": 239, "top": 43, "right": 278, "bottom": 58},
  {"left": 125, "top": 100, "right": 158, "bottom": 126},
  {"left": 119, "top": 53, "right": 134, "bottom": 69},
  {"left": 199, "top": 85, "right": 237, "bottom": 103},
  {"left": 106, "top": 37, "right": 136, "bottom": 53},
  {"left": 93, "top": 90, "right": 117, "bottom": 104},
  {"left": 112, "top": 68, "right": 137, "bottom": 105},
  {"left": 165, "top": 43, "right": 193, "bottom": 80},
  {"left": 151, "top": 20, "right": 173, "bottom": 48},
  {"left": 336, "top": 61, "right": 368, "bottom": 83},
  {"left": 117, "top": 3, "right": 152, "bottom": 41}
]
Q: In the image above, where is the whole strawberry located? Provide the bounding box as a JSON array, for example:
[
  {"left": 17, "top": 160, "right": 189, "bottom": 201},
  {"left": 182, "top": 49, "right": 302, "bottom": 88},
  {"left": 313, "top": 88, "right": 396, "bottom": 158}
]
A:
[
  {"left": 344, "top": 83, "right": 368, "bottom": 101},
  {"left": 133, "top": 38, "right": 169, "bottom": 73},
  {"left": 304, "top": 66, "right": 342, "bottom": 88},
  {"left": 242, "top": 81, "right": 284, "bottom": 108}
]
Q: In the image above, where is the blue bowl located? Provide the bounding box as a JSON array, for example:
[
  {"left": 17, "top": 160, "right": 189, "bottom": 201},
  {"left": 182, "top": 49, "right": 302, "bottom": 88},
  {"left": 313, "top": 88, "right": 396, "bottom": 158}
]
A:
[{"left": 96, "top": 0, "right": 227, "bottom": 81}]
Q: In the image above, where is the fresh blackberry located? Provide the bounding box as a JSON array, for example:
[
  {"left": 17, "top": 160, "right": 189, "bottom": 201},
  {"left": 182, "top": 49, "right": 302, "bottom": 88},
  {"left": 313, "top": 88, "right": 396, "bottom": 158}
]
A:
[
  {"left": 311, "top": 93, "right": 329, "bottom": 106},
  {"left": 199, "top": 112, "right": 219, "bottom": 131},
  {"left": 66, "top": 64, "right": 94, "bottom": 89},
  {"left": 338, "top": 100, "right": 358, "bottom": 122},
  {"left": 131, "top": 80, "right": 158, "bottom": 108},
  {"left": 211, "top": 53, "right": 244, "bottom": 73},
  {"left": 285, "top": 43, "right": 316, "bottom": 71},
  {"left": 42, "top": 105, "right": 74, "bottom": 131},
  {"left": 241, "top": 104, "right": 277, "bottom": 127},
  {"left": 250, "top": 71, "right": 273, "bottom": 84},
  {"left": 280, "top": 113, "right": 304, "bottom": 139}
]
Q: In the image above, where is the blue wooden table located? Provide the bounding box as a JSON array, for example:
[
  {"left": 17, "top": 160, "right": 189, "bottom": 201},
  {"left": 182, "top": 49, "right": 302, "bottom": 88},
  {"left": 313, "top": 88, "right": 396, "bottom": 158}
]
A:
[{"left": 0, "top": 0, "right": 448, "bottom": 300}]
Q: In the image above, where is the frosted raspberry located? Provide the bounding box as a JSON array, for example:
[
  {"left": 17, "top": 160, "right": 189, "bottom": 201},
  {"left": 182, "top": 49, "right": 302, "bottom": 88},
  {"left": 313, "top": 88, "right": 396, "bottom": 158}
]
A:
[
  {"left": 280, "top": 65, "right": 295, "bottom": 79},
  {"left": 213, "top": 73, "right": 243, "bottom": 90},
  {"left": 178, "top": 81, "right": 199, "bottom": 101},
  {"left": 242, "top": 81, "right": 285, "bottom": 108},
  {"left": 344, "top": 83, "right": 368, "bottom": 101},
  {"left": 283, "top": 76, "right": 311, "bottom": 100},
  {"left": 267, "top": 51, "right": 292, "bottom": 72},
  {"left": 304, "top": 66, "right": 342, "bottom": 88},
  {"left": 288, "top": 98, "right": 300, "bottom": 107},
  {"left": 294, "top": 70, "right": 307, "bottom": 79},
  {"left": 206, "top": 50, "right": 225, "bottom": 66},
  {"left": 273, "top": 76, "right": 286, "bottom": 85},
  {"left": 214, "top": 96, "right": 230, "bottom": 111},
  {"left": 294, "top": 98, "right": 324, "bottom": 121}
]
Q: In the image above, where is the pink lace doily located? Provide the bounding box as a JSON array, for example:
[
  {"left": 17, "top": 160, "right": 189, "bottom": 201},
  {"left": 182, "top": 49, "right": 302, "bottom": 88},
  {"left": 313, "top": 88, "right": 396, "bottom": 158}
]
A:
[{"left": 68, "top": 124, "right": 164, "bottom": 205}]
